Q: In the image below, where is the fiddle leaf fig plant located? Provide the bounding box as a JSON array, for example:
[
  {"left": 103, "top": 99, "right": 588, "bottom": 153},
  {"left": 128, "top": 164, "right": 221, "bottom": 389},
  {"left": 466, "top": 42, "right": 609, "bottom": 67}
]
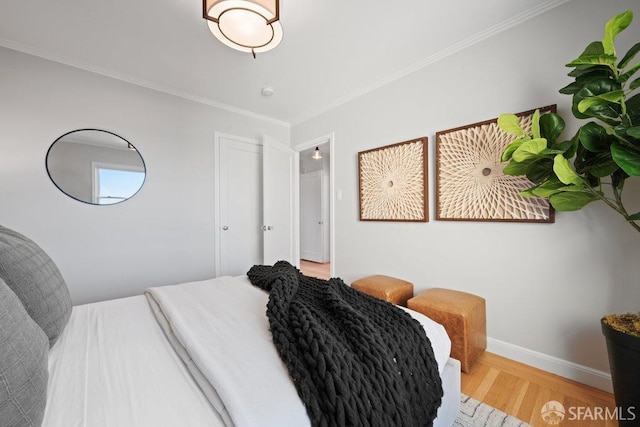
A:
[{"left": 498, "top": 10, "right": 640, "bottom": 233}]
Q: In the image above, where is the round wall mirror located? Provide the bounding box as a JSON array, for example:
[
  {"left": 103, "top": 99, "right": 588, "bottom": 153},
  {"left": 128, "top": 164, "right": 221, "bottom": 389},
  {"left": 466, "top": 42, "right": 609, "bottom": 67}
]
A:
[{"left": 46, "top": 129, "right": 146, "bottom": 205}]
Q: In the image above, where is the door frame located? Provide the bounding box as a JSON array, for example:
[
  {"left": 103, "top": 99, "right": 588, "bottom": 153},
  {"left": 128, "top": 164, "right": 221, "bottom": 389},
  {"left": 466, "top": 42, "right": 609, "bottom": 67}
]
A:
[
  {"left": 213, "top": 131, "right": 262, "bottom": 277},
  {"left": 294, "top": 132, "right": 336, "bottom": 276}
]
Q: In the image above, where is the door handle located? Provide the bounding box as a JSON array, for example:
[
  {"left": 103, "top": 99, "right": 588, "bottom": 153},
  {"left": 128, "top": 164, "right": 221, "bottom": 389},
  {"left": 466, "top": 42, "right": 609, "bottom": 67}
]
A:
[{"left": 262, "top": 225, "right": 272, "bottom": 231}]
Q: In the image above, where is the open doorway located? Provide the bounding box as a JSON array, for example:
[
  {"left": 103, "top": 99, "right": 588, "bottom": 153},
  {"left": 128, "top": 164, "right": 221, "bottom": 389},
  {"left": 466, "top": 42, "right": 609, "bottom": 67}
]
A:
[{"left": 296, "top": 135, "right": 334, "bottom": 280}]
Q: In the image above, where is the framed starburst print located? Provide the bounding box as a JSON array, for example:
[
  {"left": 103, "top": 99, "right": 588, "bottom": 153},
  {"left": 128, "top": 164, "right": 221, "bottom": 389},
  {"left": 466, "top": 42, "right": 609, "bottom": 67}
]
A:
[
  {"left": 435, "top": 106, "right": 555, "bottom": 222},
  {"left": 358, "top": 137, "right": 428, "bottom": 222}
]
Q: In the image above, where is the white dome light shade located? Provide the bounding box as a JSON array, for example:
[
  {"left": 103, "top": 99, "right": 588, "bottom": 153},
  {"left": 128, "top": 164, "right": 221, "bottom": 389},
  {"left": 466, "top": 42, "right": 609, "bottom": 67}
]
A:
[{"left": 203, "top": 0, "right": 282, "bottom": 55}]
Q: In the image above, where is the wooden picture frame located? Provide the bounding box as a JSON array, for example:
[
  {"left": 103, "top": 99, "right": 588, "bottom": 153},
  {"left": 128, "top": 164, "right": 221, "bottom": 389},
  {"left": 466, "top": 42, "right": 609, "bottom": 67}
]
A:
[
  {"left": 435, "top": 105, "right": 556, "bottom": 223},
  {"left": 358, "top": 137, "right": 428, "bottom": 222}
]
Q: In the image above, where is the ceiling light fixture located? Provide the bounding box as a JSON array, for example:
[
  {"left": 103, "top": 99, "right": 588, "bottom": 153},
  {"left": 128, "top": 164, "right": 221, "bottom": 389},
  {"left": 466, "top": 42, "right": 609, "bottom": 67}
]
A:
[
  {"left": 202, "top": 0, "right": 282, "bottom": 58},
  {"left": 312, "top": 147, "right": 322, "bottom": 160}
]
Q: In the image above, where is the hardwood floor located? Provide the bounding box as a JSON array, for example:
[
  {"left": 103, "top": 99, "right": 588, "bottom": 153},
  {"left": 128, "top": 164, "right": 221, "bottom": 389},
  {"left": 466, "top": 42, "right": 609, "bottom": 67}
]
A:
[
  {"left": 299, "top": 261, "right": 618, "bottom": 425},
  {"left": 463, "top": 352, "right": 618, "bottom": 426},
  {"left": 299, "top": 259, "right": 331, "bottom": 280}
]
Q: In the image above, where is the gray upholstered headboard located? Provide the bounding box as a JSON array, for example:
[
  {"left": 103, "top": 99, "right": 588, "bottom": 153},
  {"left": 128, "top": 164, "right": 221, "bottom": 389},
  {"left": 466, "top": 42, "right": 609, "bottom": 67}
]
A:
[{"left": 0, "top": 225, "right": 73, "bottom": 427}]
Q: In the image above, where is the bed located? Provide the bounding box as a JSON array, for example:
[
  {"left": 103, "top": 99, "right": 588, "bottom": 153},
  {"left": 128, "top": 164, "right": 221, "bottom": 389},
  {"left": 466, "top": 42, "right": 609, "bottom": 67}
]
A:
[{"left": 0, "top": 225, "right": 460, "bottom": 427}]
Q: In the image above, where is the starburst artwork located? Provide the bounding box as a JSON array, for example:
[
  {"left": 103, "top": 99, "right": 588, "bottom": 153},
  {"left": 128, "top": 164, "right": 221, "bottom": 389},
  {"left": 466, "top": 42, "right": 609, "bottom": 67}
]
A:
[
  {"left": 358, "top": 137, "right": 428, "bottom": 222},
  {"left": 435, "top": 106, "right": 555, "bottom": 222}
]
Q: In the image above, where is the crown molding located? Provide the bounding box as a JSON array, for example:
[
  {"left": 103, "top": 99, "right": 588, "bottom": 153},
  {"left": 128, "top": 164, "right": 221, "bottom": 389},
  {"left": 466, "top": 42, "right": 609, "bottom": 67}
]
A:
[
  {"left": 290, "top": 0, "right": 573, "bottom": 126},
  {"left": 1, "top": 0, "right": 571, "bottom": 129},
  {"left": 0, "top": 38, "right": 290, "bottom": 129}
]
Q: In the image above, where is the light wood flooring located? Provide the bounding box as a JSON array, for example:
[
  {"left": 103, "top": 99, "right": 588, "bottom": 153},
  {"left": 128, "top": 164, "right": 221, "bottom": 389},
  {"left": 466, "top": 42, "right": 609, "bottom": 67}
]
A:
[
  {"left": 300, "top": 259, "right": 331, "bottom": 280},
  {"left": 463, "top": 352, "right": 618, "bottom": 426},
  {"left": 300, "top": 261, "right": 618, "bottom": 426}
]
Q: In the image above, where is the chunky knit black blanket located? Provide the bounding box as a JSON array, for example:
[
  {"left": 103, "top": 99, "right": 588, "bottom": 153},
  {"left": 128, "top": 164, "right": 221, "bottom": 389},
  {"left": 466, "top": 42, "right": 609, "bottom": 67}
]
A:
[{"left": 247, "top": 261, "right": 443, "bottom": 427}]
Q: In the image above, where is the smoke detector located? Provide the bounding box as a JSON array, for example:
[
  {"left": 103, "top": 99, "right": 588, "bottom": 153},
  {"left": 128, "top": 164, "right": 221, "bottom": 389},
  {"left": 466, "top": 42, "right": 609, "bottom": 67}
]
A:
[{"left": 261, "top": 86, "right": 275, "bottom": 97}]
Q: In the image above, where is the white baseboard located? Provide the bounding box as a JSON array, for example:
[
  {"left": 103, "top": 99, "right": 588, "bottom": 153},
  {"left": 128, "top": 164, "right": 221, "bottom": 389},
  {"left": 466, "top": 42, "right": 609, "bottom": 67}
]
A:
[{"left": 487, "top": 337, "right": 613, "bottom": 393}]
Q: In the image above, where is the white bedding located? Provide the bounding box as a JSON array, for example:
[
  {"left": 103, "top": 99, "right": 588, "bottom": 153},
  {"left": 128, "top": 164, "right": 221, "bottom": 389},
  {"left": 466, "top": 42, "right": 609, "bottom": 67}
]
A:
[
  {"left": 145, "top": 275, "right": 452, "bottom": 427},
  {"left": 44, "top": 275, "right": 457, "bottom": 427},
  {"left": 44, "top": 295, "right": 225, "bottom": 427}
]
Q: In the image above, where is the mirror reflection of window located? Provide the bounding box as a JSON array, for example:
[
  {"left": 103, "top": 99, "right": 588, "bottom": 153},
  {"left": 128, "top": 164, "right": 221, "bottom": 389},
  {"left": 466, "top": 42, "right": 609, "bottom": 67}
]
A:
[
  {"left": 92, "top": 163, "right": 146, "bottom": 205},
  {"left": 46, "top": 129, "right": 146, "bottom": 205}
]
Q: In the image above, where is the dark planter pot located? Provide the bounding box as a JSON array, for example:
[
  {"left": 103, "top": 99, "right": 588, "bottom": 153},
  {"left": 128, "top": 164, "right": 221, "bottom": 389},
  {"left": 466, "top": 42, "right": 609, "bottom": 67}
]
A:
[{"left": 601, "top": 319, "right": 640, "bottom": 426}]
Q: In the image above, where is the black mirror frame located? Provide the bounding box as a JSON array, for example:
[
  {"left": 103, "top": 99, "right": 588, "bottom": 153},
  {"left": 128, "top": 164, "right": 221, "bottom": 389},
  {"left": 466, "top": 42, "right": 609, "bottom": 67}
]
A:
[{"left": 45, "top": 128, "right": 146, "bottom": 206}]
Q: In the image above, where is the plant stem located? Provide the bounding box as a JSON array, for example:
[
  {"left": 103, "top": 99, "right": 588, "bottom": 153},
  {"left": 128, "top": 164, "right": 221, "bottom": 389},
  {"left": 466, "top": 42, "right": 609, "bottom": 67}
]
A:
[
  {"left": 610, "top": 183, "right": 639, "bottom": 233},
  {"left": 587, "top": 182, "right": 640, "bottom": 232}
]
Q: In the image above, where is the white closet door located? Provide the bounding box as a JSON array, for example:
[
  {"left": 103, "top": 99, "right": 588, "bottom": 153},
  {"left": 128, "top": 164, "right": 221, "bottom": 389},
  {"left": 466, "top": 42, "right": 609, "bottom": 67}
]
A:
[
  {"left": 215, "top": 134, "right": 297, "bottom": 276},
  {"left": 262, "top": 135, "right": 297, "bottom": 266},
  {"left": 217, "top": 135, "right": 263, "bottom": 276}
]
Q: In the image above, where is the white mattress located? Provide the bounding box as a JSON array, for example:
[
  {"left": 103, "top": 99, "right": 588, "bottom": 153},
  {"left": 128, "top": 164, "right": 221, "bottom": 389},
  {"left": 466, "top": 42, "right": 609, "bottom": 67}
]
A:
[{"left": 43, "top": 295, "right": 224, "bottom": 427}]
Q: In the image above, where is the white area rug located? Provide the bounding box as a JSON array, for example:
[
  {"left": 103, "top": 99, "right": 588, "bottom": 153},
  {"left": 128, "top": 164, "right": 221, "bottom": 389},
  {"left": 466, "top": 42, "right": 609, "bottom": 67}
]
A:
[{"left": 454, "top": 394, "right": 531, "bottom": 426}]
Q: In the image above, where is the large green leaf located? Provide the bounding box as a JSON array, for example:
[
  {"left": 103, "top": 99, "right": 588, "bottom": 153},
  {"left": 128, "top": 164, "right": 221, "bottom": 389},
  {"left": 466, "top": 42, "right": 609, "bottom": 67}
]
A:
[
  {"left": 497, "top": 114, "right": 524, "bottom": 136},
  {"left": 574, "top": 145, "right": 618, "bottom": 177},
  {"left": 627, "top": 127, "right": 640, "bottom": 138},
  {"left": 519, "top": 188, "right": 538, "bottom": 198},
  {"left": 512, "top": 138, "right": 547, "bottom": 162},
  {"left": 581, "top": 41, "right": 606, "bottom": 57},
  {"left": 612, "top": 168, "right": 629, "bottom": 190},
  {"left": 530, "top": 177, "right": 565, "bottom": 198},
  {"left": 565, "top": 132, "right": 581, "bottom": 159},
  {"left": 611, "top": 142, "right": 640, "bottom": 175},
  {"left": 539, "top": 148, "right": 565, "bottom": 156},
  {"left": 619, "top": 61, "right": 640, "bottom": 83},
  {"left": 619, "top": 42, "right": 640, "bottom": 69},
  {"left": 553, "top": 154, "right": 583, "bottom": 185},
  {"left": 559, "top": 81, "right": 584, "bottom": 95},
  {"left": 628, "top": 212, "right": 640, "bottom": 221},
  {"left": 526, "top": 159, "right": 554, "bottom": 183},
  {"left": 587, "top": 174, "right": 601, "bottom": 188},
  {"left": 585, "top": 155, "right": 619, "bottom": 177},
  {"left": 531, "top": 109, "right": 541, "bottom": 139},
  {"left": 568, "top": 65, "right": 614, "bottom": 79},
  {"left": 574, "top": 77, "right": 622, "bottom": 98},
  {"left": 579, "top": 122, "right": 609, "bottom": 152},
  {"left": 557, "top": 184, "right": 599, "bottom": 192},
  {"left": 572, "top": 78, "right": 622, "bottom": 120},
  {"left": 540, "top": 113, "right": 565, "bottom": 143},
  {"left": 501, "top": 136, "right": 530, "bottom": 162},
  {"left": 549, "top": 191, "right": 599, "bottom": 211},
  {"left": 576, "top": 68, "right": 615, "bottom": 82},
  {"left": 578, "top": 90, "right": 624, "bottom": 113},
  {"left": 603, "top": 10, "right": 633, "bottom": 55},
  {"left": 552, "top": 139, "right": 575, "bottom": 153},
  {"left": 630, "top": 77, "right": 640, "bottom": 91},
  {"left": 626, "top": 92, "right": 640, "bottom": 110},
  {"left": 626, "top": 93, "right": 640, "bottom": 126},
  {"left": 566, "top": 54, "right": 616, "bottom": 69},
  {"left": 503, "top": 160, "right": 532, "bottom": 176},
  {"left": 571, "top": 103, "right": 591, "bottom": 121},
  {"left": 596, "top": 90, "right": 625, "bottom": 103}
]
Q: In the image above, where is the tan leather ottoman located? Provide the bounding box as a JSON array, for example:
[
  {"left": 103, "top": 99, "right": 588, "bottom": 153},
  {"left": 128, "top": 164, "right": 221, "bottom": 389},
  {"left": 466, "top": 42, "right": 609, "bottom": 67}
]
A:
[
  {"left": 408, "top": 288, "right": 486, "bottom": 372},
  {"left": 351, "top": 275, "right": 414, "bottom": 306}
]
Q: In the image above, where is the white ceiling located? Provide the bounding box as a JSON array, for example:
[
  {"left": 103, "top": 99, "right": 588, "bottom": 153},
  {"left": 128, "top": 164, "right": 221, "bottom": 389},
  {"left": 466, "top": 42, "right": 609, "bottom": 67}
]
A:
[{"left": 0, "top": 0, "right": 569, "bottom": 125}]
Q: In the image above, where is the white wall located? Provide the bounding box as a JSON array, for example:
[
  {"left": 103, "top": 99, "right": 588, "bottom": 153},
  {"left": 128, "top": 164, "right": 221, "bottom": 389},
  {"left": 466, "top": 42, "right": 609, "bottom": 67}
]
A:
[
  {"left": 292, "top": 0, "right": 640, "bottom": 387},
  {"left": 0, "top": 47, "right": 289, "bottom": 305}
]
